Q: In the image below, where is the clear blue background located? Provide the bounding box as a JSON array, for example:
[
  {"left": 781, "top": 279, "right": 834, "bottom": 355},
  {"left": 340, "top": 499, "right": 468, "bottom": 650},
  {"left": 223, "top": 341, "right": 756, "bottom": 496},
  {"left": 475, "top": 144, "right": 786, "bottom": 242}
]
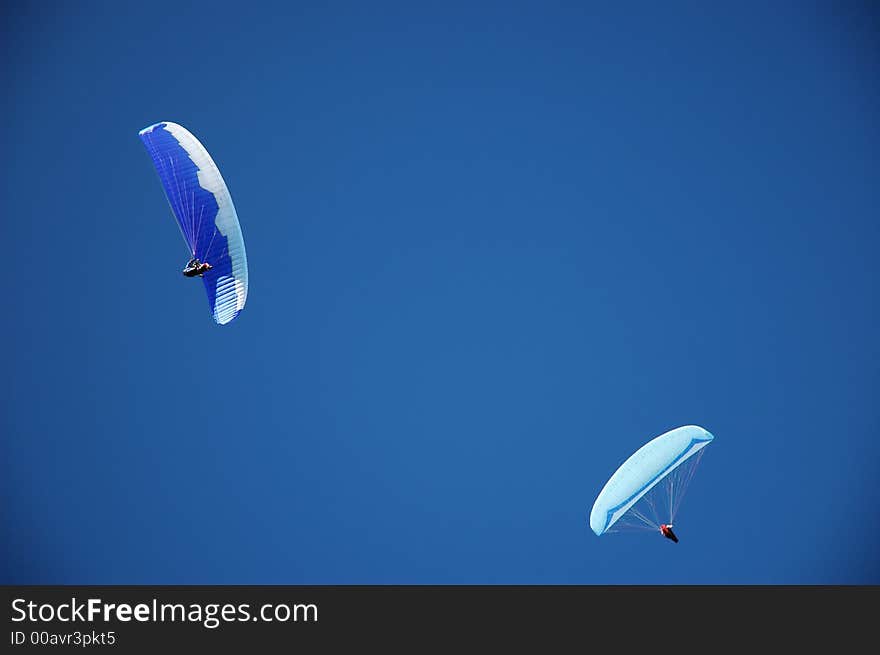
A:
[{"left": 2, "top": 0, "right": 877, "bottom": 584}]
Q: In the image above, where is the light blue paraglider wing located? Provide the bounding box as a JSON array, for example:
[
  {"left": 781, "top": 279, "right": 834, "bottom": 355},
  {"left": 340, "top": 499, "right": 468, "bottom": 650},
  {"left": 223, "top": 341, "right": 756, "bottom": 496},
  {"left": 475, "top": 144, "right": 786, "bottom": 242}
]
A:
[
  {"left": 589, "top": 425, "right": 714, "bottom": 536},
  {"left": 139, "top": 121, "right": 248, "bottom": 325}
]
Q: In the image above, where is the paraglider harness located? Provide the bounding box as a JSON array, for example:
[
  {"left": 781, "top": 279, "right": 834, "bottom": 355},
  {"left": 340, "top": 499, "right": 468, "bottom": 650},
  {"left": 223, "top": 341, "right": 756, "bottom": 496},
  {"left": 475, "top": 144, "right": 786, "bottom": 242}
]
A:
[
  {"left": 183, "top": 257, "right": 213, "bottom": 278},
  {"left": 659, "top": 524, "right": 679, "bottom": 543}
]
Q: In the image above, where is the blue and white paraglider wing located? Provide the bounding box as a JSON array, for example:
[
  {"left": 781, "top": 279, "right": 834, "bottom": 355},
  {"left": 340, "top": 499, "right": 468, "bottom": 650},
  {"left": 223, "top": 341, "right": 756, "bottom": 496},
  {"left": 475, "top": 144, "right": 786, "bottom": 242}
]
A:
[
  {"left": 589, "top": 425, "right": 714, "bottom": 536},
  {"left": 139, "top": 121, "right": 248, "bottom": 325}
]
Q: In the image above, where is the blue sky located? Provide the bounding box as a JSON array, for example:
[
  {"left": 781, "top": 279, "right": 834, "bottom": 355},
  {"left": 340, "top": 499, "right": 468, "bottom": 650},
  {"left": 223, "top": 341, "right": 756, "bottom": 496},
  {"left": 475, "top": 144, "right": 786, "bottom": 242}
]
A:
[{"left": 2, "top": 1, "right": 877, "bottom": 584}]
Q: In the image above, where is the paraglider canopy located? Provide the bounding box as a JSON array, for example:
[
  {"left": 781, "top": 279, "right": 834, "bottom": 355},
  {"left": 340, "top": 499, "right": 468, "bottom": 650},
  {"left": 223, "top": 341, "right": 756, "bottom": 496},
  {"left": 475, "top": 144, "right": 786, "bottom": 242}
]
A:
[
  {"left": 139, "top": 121, "right": 249, "bottom": 325},
  {"left": 589, "top": 425, "right": 714, "bottom": 537}
]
